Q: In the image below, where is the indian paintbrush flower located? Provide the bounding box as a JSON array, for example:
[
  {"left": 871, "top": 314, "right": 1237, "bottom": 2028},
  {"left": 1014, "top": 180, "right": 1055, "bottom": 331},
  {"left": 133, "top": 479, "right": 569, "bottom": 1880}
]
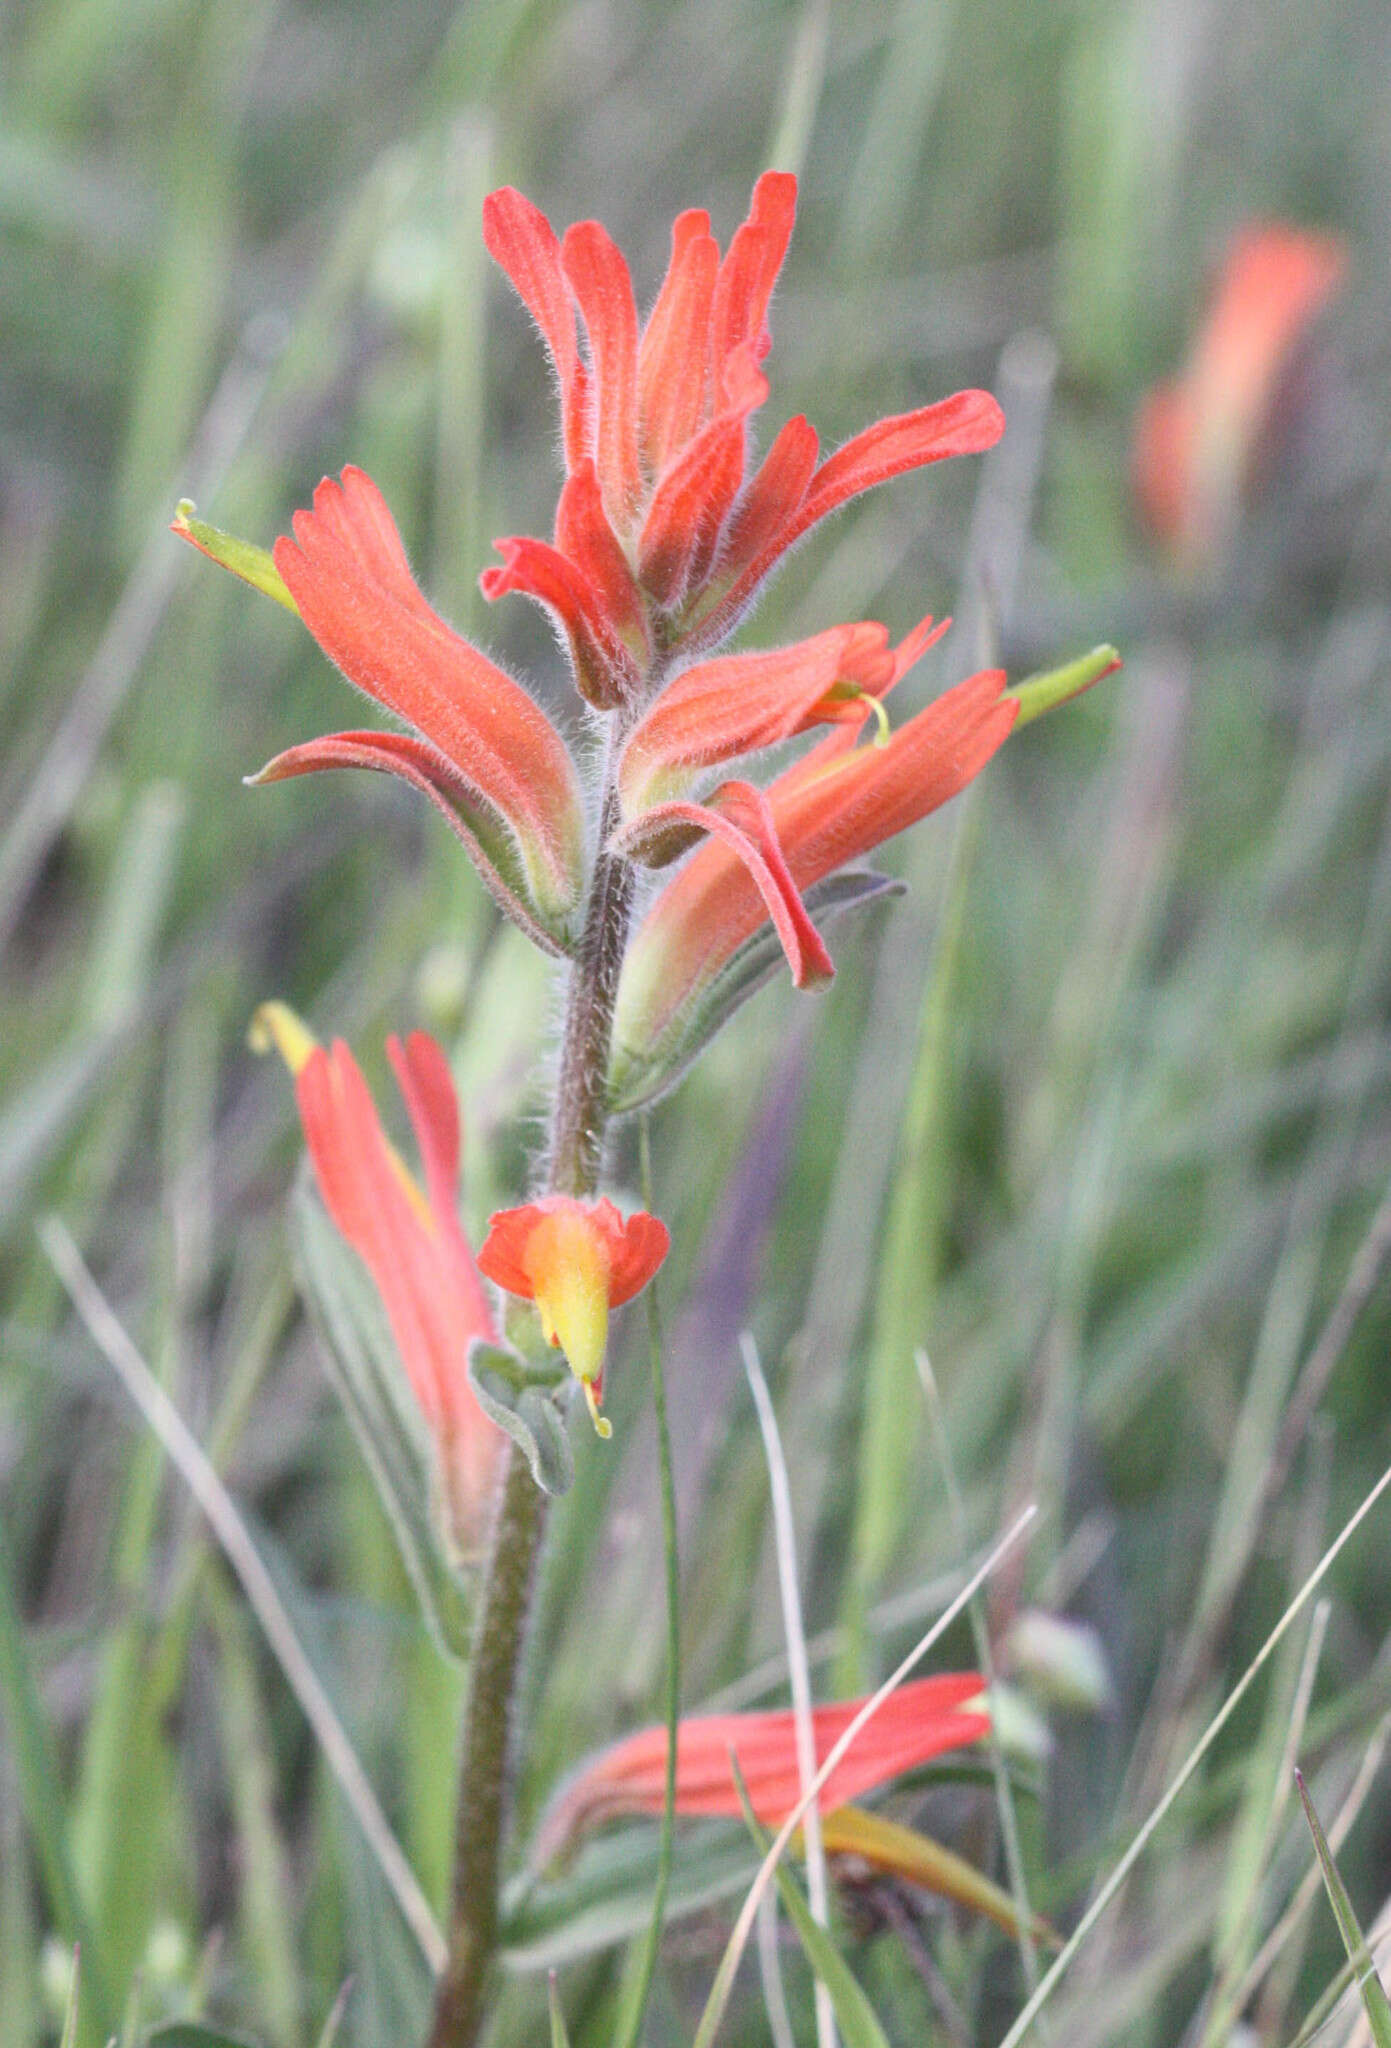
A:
[
  {"left": 252, "top": 1004, "right": 505, "bottom": 1553},
  {"left": 173, "top": 174, "right": 1035, "bottom": 1095},
  {"left": 533, "top": 1673, "right": 992, "bottom": 1883},
  {"left": 477, "top": 1196, "right": 670, "bottom": 1436}
]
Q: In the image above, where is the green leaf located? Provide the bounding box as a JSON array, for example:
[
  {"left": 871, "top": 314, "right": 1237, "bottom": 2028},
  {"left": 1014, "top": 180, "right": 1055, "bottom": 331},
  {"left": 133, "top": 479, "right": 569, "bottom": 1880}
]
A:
[
  {"left": 172, "top": 500, "right": 297, "bottom": 611},
  {"left": 289, "top": 1184, "right": 473, "bottom": 1659},
  {"left": 548, "top": 1975, "right": 572, "bottom": 2048},
  {"left": 499, "top": 1825, "right": 757, "bottom": 1972},
  {"left": 733, "top": 1781, "right": 890, "bottom": 2048},
  {"left": 59, "top": 1949, "right": 80, "bottom": 2048},
  {"left": 467, "top": 1342, "right": 573, "bottom": 1498},
  {"left": 1295, "top": 1768, "right": 1391, "bottom": 2048},
  {"left": 609, "top": 870, "right": 904, "bottom": 1114},
  {"left": 146, "top": 2026, "right": 268, "bottom": 2048}
]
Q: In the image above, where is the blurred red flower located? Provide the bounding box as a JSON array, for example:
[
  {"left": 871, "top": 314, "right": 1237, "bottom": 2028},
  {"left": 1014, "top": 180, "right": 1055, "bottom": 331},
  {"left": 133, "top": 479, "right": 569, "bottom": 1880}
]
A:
[{"left": 1133, "top": 222, "right": 1346, "bottom": 560}]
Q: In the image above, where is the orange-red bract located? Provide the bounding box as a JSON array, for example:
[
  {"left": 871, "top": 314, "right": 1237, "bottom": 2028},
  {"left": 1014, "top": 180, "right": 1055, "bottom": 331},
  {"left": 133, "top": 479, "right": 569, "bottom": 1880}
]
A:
[
  {"left": 281, "top": 1020, "right": 505, "bottom": 1553},
  {"left": 614, "top": 666, "right": 1019, "bottom": 1060},
  {"left": 534, "top": 1672, "right": 990, "bottom": 1866},
  {"left": 249, "top": 468, "right": 586, "bottom": 953},
  {"left": 481, "top": 171, "right": 1004, "bottom": 689}
]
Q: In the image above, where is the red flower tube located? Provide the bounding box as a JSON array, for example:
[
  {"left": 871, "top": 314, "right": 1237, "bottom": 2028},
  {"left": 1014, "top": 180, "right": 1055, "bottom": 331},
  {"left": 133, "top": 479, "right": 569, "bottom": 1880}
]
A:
[
  {"left": 613, "top": 663, "right": 1019, "bottom": 1067},
  {"left": 253, "top": 1004, "right": 504, "bottom": 1553}
]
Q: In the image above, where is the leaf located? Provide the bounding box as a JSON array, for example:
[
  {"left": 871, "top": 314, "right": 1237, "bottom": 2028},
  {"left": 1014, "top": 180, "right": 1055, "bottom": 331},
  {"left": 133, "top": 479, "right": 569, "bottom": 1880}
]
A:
[
  {"left": 1295, "top": 1768, "right": 1391, "bottom": 2048},
  {"left": 467, "top": 1342, "right": 574, "bottom": 1497},
  {"left": 172, "top": 500, "right": 297, "bottom": 611},
  {"left": 289, "top": 1185, "right": 473, "bottom": 1659},
  {"left": 609, "top": 869, "right": 905, "bottom": 1114},
  {"left": 548, "top": 1976, "right": 572, "bottom": 2048},
  {"left": 499, "top": 1825, "right": 758, "bottom": 1972},
  {"left": 732, "top": 1779, "right": 890, "bottom": 2048},
  {"left": 818, "top": 1808, "right": 1059, "bottom": 1948},
  {"left": 59, "top": 1950, "right": 80, "bottom": 2048},
  {"left": 146, "top": 2026, "right": 268, "bottom": 2048}
]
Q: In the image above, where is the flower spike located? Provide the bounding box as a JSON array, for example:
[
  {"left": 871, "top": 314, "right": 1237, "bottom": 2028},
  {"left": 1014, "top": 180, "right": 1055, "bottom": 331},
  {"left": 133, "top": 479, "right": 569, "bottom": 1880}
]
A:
[
  {"left": 477, "top": 1196, "right": 669, "bottom": 1434},
  {"left": 1132, "top": 221, "right": 1346, "bottom": 560}
]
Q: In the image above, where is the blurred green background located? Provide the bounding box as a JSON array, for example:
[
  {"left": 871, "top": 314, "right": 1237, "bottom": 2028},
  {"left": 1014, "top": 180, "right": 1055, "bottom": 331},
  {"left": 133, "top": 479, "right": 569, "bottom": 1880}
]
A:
[{"left": 4, "top": 0, "right": 1391, "bottom": 2043}]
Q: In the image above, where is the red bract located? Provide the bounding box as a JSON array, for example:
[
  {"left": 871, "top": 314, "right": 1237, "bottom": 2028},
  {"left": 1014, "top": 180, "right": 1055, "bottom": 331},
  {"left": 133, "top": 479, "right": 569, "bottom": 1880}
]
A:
[
  {"left": 477, "top": 1196, "right": 669, "bottom": 1431},
  {"left": 481, "top": 172, "right": 1004, "bottom": 691},
  {"left": 613, "top": 658, "right": 1018, "bottom": 1062},
  {"left": 182, "top": 467, "right": 588, "bottom": 955},
  {"left": 534, "top": 1672, "right": 989, "bottom": 1866},
  {"left": 254, "top": 1006, "right": 505, "bottom": 1554}
]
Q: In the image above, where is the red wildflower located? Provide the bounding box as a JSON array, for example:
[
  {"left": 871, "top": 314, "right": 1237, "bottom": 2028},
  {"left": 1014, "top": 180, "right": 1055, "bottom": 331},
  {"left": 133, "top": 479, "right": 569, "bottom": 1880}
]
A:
[
  {"left": 480, "top": 173, "right": 1004, "bottom": 691},
  {"left": 477, "top": 1196, "right": 669, "bottom": 1433},
  {"left": 252, "top": 1004, "right": 504, "bottom": 1553},
  {"left": 1133, "top": 222, "right": 1346, "bottom": 558},
  {"left": 534, "top": 1672, "right": 989, "bottom": 1866}
]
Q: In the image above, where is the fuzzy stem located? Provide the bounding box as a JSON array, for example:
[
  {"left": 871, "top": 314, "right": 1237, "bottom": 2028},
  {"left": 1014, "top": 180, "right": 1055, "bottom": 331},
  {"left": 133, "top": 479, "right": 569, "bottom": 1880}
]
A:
[
  {"left": 548, "top": 788, "right": 634, "bottom": 1196},
  {"left": 426, "top": 772, "right": 636, "bottom": 2048}
]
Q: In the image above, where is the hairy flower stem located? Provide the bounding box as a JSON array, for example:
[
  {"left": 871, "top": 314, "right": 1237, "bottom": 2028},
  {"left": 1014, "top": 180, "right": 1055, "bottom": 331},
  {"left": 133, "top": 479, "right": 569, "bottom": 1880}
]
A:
[{"left": 427, "top": 776, "right": 636, "bottom": 2048}]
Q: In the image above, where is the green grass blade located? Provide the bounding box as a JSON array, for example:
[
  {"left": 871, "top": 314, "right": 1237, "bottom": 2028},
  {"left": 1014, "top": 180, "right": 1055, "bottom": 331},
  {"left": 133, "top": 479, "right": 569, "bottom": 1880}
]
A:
[
  {"left": 58, "top": 1948, "right": 79, "bottom": 2048},
  {"left": 0, "top": 1513, "right": 114, "bottom": 2038},
  {"left": 994, "top": 1460, "right": 1391, "bottom": 2048},
  {"left": 547, "top": 1974, "right": 572, "bottom": 2048},
  {"left": 732, "top": 1768, "right": 888, "bottom": 2048},
  {"left": 1294, "top": 1768, "right": 1391, "bottom": 2048}
]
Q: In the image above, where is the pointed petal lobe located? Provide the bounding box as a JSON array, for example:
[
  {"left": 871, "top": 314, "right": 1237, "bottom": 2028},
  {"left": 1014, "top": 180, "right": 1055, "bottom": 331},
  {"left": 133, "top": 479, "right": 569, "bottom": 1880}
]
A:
[
  {"left": 483, "top": 187, "right": 588, "bottom": 468},
  {"left": 562, "top": 220, "right": 643, "bottom": 529},
  {"left": 271, "top": 469, "right": 584, "bottom": 928}
]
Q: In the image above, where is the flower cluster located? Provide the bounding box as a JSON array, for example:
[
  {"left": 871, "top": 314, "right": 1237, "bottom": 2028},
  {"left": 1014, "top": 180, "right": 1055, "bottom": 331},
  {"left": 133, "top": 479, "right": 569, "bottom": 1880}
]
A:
[
  {"left": 177, "top": 172, "right": 1020, "bottom": 1059},
  {"left": 180, "top": 172, "right": 1111, "bottom": 1490}
]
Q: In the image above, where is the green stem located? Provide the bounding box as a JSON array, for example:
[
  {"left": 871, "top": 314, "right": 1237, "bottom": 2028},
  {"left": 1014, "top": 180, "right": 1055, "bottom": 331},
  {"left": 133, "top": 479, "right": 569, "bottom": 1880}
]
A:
[{"left": 427, "top": 776, "right": 636, "bottom": 2048}]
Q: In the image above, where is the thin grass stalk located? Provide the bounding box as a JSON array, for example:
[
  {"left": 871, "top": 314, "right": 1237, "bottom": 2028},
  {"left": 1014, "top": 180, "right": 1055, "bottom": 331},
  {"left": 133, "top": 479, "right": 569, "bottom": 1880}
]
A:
[
  {"left": 994, "top": 1460, "right": 1391, "bottom": 2048},
  {"left": 916, "top": 1350, "right": 1040, "bottom": 1997},
  {"left": 692, "top": 1505, "right": 1039, "bottom": 2048},
  {"left": 609, "top": 1114, "right": 681, "bottom": 2048},
  {"left": 37, "top": 1215, "right": 447, "bottom": 1977},
  {"left": 742, "top": 1331, "right": 837, "bottom": 2048}
]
